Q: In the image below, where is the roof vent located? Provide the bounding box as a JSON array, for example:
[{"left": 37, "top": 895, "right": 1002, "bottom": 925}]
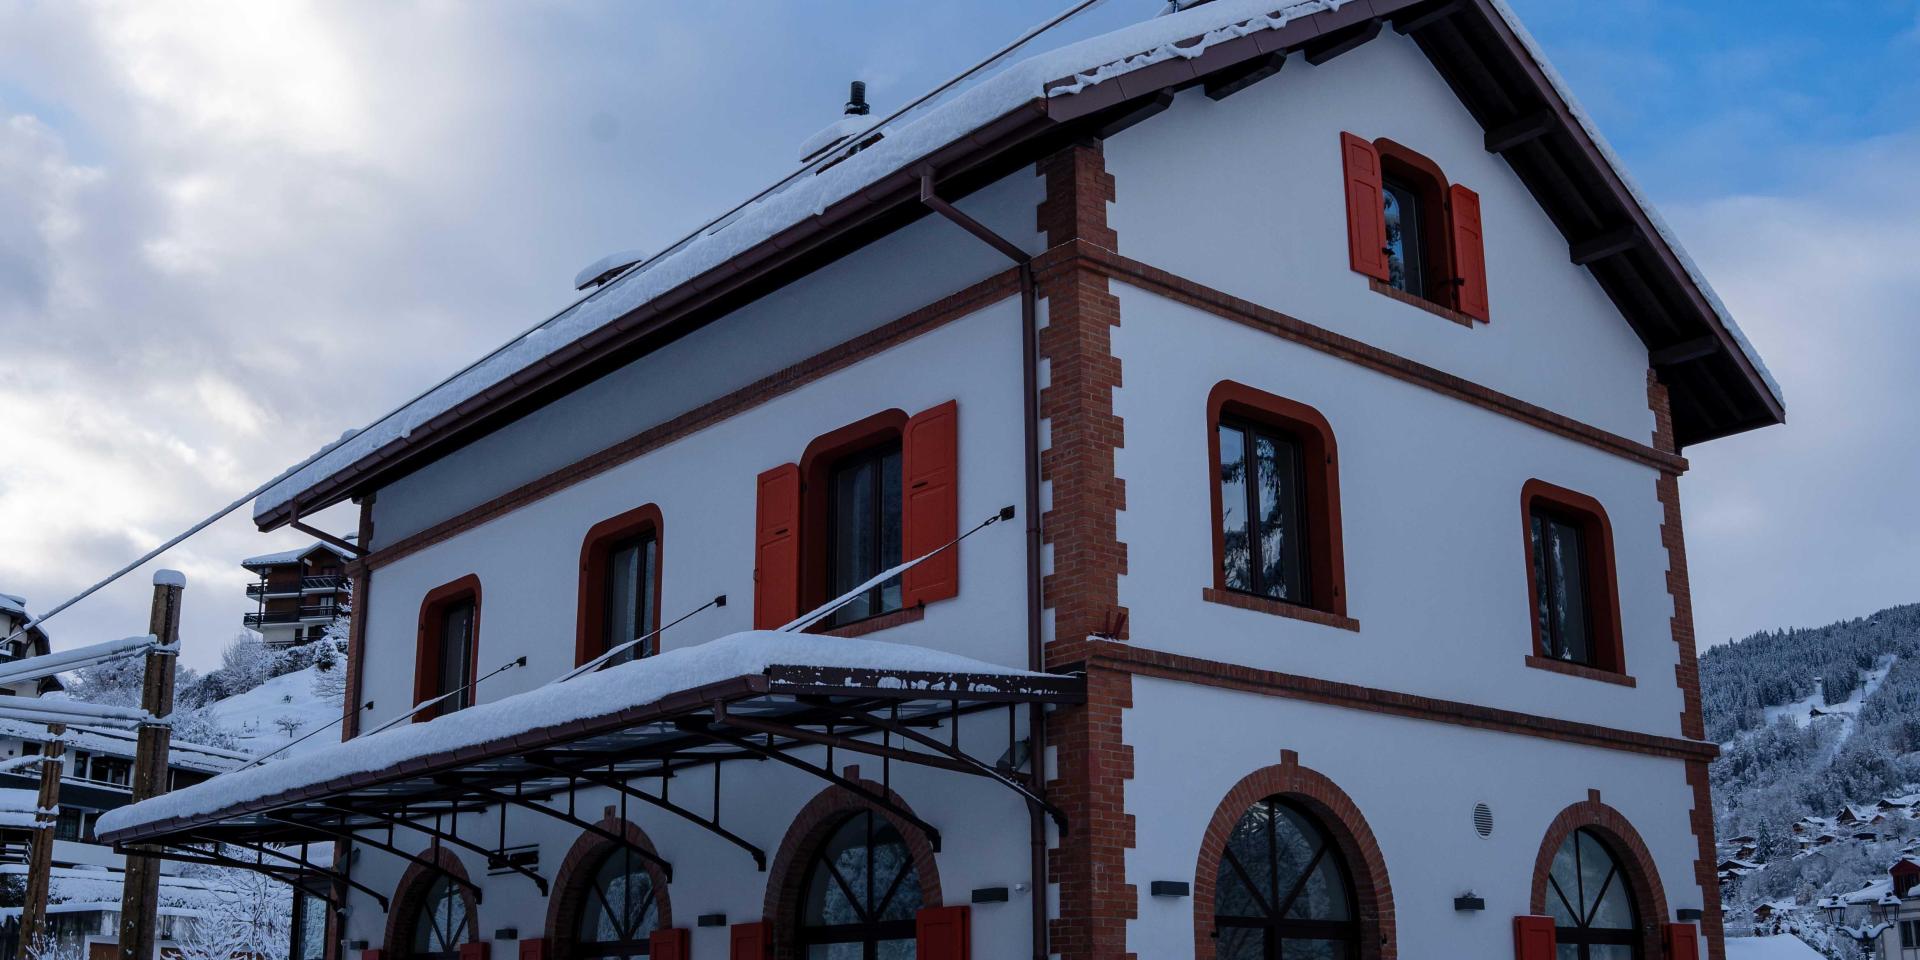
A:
[
  {"left": 573, "top": 249, "right": 648, "bottom": 291},
  {"left": 800, "top": 80, "right": 881, "bottom": 163}
]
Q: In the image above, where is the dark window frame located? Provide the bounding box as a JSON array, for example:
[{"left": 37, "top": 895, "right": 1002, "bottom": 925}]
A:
[
  {"left": 1212, "top": 796, "right": 1362, "bottom": 959},
  {"left": 799, "top": 410, "right": 910, "bottom": 631},
  {"left": 796, "top": 810, "right": 925, "bottom": 958},
  {"left": 575, "top": 505, "right": 665, "bottom": 668},
  {"left": 414, "top": 575, "right": 482, "bottom": 723},
  {"left": 1547, "top": 827, "right": 1643, "bottom": 960},
  {"left": 571, "top": 846, "right": 662, "bottom": 959},
  {"left": 1374, "top": 139, "right": 1458, "bottom": 311},
  {"left": 1520, "top": 480, "right": 1625, "bottom": 676},
  {"left": 1207, "top": 382, "right": 1347, "bottom": 618}
]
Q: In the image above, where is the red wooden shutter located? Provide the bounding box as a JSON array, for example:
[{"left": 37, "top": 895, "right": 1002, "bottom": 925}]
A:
[
  {"left": 1664, "top": 922, "right": 1700, "bottom": 960},
  {"left": 1450, "top": 182, "right": 1489, "bottom": 321},
  {"left": 901, "top": 400, "right": 960, "bottom": 607},
  {"left": 753, "top": 463, "right": 803, "bottom": 629},
  {"left": 457, "top": 944, "right": 490, "bottom": 960},
  {"left": 730, "top": 921, "right": 770, "bottom": 960},
  {"left": 649, "top": 928, "right": 691, "bottom": 960},
  {"left": 517, "top": 939, "right": 548, "bottom": 960},
  {"left": 916, "top": 906, "right": 971, "bottom": 960},
  {"left": 1341, "top": 133, "right": 1390, "bottom": 282},
  {"left": 1513, "top": 915, "right": 1556, "bottom": 960}
]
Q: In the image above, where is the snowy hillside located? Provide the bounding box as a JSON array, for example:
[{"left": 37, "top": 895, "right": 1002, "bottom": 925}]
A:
[{"left": 199, "top": 665, "right": 343, "bottom": 759}]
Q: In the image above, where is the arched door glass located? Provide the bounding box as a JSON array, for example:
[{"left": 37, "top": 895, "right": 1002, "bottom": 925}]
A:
[
  {"left": 1214, "top": 797, "right": 1358, "bottom": 959},
  {"left": 798, "top": 811, "right": 924, "bottom": 959},
  {"left": 574, "top": 847, "right": 660, "bottom": 958},
  {"left": 408, "top": 876, "right": 468, "bottom": 960},
  {"left": 1547, "top": 828, "right": 1639, "bottom": 960}
]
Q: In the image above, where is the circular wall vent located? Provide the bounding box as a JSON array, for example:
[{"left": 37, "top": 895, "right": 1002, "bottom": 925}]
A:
[{"left": 1473, "top": 803, "right": 1494, "bottom": 838}]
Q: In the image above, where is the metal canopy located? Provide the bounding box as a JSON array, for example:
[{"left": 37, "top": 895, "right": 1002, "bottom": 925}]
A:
[{"left": 107, "top": 664, "right": 1081, "bottom": 895}]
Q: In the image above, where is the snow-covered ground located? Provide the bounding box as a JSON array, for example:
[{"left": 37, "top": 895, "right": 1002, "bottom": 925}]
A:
[
  {"left": 200, "top": 666, "right": 342, "bottom": 760},
  {"left": 1762, "top": 654, "right": 1896, "bottom": 751},
  {"left": 1724, "top": 935, "right": 1825, "bottom": 959}
]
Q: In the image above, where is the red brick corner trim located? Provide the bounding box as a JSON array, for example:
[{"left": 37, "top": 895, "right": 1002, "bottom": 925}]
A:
[
  {"left": 384, "top": 846, "right": 480, "bottom": 952},
  {"left": 1530, "top": 795, "right": 1670, "bottom": 959},
  {"left": 1193, "top": 755, "right": 1396, "bottom": 960},
  {"left": 543, "top": 816, "right": 674, "bottom": 954},
  {"left": 762, "top": 779, "right": 943, "bottom": 960}
]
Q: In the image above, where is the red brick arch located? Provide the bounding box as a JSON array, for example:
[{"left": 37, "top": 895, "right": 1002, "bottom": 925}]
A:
[
  {"left": 384, "top": 846, "right": 480, "bottom": 955},
  {"left": 544, "top": 816, "right": 674, "bottom": 956},
  {"left": 1193, "top": 755, "right": 1396, "bottom": 960},
  {"left": 762, "top": 780, "right": 943, "bottom": 960},
  {"left": 1531, "top": 794, "right": 1670, "bottom": 958}
]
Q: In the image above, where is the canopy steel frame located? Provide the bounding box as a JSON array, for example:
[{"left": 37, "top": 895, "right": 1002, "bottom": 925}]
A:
[
  {"left": 691, "top": 718, "right": 944, "bottom": 852},
  {"left": 127, "top": 841, "right": 382, "bottom": 910},
  {"left": 523, "top": 757, "right": 766, "bottom": 871},
  {"left": 265, "top": 811, "right": 484, "bottom": 904},
  {"left": 831, "top": 702, "right": 1064, "bottom": 833},
  {"left": 321, "top": 801, "right": 550, "bottom": 896},
  {"left": 469, "top": 785, "right": 674, "bottom": 882},
  {"left": 214, "top": 836, "right": 390, "bottom": 907}
]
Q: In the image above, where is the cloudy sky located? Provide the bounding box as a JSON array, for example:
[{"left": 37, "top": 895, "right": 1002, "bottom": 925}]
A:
[{"left": 0, "top": 0, "right": 1914, "bottom": 671}]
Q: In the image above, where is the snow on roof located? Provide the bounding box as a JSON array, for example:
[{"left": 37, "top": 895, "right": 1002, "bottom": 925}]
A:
[
  {"left": 0, "top": 593, "right": 25, "bottom": 618},
  {"left": 251, "top": 0, "right": 1778, "bottom": 525},
  {"left": 1844, "top": 878, "right": 1894, "bottom": 904},
  {"left": 1723, "top": 936, "right": 1827, "bottom": 960},
  {"left": 241, "top": 539, "right": 355, "bottom": 569},
  {"left": 0, "top": 718, "right": 247, "bottom": 774},
  {"left": 98, "top": 631, "right": 1046, "bottom": 837},
  {"left": 0, "top": 787, "right": 50, "bottom": 830},
  {"left": 0, "top": 864, "right": 255, "bottom": 919}
]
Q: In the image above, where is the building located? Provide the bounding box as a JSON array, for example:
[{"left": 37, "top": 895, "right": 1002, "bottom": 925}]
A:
[
  {"left": 243, "top": 541, "right": 355, "bottom": 648},
  {"left": 0, "top": 595, "right": 61, "bottom": 699},
  {"left": 1820, "top": 858, "right": 1920, "bottom": 958},
  {"left": 98, "top": 1, "right": 1783, "bottom": 959}
]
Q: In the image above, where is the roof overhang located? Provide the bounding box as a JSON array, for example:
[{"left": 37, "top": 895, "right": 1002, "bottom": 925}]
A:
[{"left": 258, "top": 0, "right": 1780, "bottom": 530}]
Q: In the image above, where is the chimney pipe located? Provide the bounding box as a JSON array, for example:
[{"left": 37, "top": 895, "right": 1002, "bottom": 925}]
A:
[{"left": 845, "top": 81, "right": 870, "bottom": 116}]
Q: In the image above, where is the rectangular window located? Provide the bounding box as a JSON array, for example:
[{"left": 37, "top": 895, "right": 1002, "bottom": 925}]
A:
[
  {"left": 438, "top": 598, "right": 476, "bottom": 713},
  {"left": 1382, "top": 177, "right": 1424, "bottom": 297},
  {"left": 1217, "top": 419, "right": 1310, "bottom": 604},
  {"left": 1903, "top": 920, "right": 1918, "bottom": 949},
  {"left": 54, "top": 808, "right": 82, "bottom": 841},
  {"left": 602, "top": 532, "right": 659, "bottom": 664},
  {"left": 292, "top": 892, "right": 329, "bottom": 960},
  {"left": 828, "top": 442, "right": 903, "bottom": 627},
  {"left": 1530, "top": 508, "right": 1594, "bottom": 665}
]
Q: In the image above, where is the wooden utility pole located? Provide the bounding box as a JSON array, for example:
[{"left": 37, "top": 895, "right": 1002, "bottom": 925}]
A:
[
  {"left": 17, "top": 722, "right": 66, "bottom": 958},
  {"left": 117, "top": 571, "right": 184, "bottom": 960}
]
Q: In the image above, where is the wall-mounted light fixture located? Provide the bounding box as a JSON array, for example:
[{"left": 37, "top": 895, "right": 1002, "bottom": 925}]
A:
[
  {"left": 971, "top": 887, "right": 1010, "bottom": 903},
  {"left": 1150, "top": 881, "right": 1191, "bottom": 898},
  {"left": 697, "top": 914, "right": 727, "bottom": 928},
  {"left": 346, "top": 942, "right": 370, "bottom": 952},
  {"left": 1676, "top": 908, "right": 1703, "bottom": 922},
  {"left": 493, "top": 929, "right": 519, "bottom": 941},
  {"left": 1453, "top": 893, "right": 1486, "bottom": 912}
]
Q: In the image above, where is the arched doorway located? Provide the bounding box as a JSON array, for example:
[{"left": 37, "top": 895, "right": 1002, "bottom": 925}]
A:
[
  {"left": 796, "top": 810, "right": 926, "bottom": 958},
  {"left": 1213, "top": 796, "right": 1360, "bottom": 959},
  {"left": 547, "top": 819, "right": 673, "bottom": 960},
  {"left": 1546, "top": 828, "right": 1640, "bottom": 960},
  {"left": 385, "top": 850, "right": 479, "bottom": 960}
]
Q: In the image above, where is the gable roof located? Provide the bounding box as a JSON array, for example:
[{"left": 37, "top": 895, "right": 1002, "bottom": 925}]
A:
[
  {"left": 251, "top": 0, "right": 1782, "bottom": 531},
  {"left": 240, "top": 539, "right": 355, "bottom": 570}
]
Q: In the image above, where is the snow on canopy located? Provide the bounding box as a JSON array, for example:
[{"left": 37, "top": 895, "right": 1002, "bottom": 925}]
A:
[
  {"left": 98, "top": 631, "right": 1045, "bottom": 837},
  {"left": 252, "top": 0, "right": 1778, "bottom": 524}
]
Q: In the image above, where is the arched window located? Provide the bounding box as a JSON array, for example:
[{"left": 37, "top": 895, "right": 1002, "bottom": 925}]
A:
[
  {"left": 406, "top": 876, "right": 471, "bottom": 960},
  {"left": 1548, "top": 828, "right": 1640, "bottom": 959},
  {"left": 573, "top": 848, "right": 662, "bottom": 958},
  {"left": 1214, "top": 797, "right": 1359, "bottom": 959},
  {"left": 798, "top": 811, "right": 925, "bottom": 957}
]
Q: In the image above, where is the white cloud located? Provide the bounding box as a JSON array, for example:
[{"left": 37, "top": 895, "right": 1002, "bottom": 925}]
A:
[{"left": 1673, "top": 133, "right": 1920, "bottom": 647}]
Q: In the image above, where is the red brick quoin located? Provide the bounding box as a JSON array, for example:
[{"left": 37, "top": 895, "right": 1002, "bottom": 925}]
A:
[
  {"left": 1192, "top": 755, "right": 1397, "bottom": 960},
  {"left": 384, "top": 846, "right": 480, "bottom": 953},
  {"left": 543, "top": 816, "right": 674, "bottom": 954},
  {"left": 1531, "top": 794, "right": 1671, "bottom": 960},
  {"left": 761, "top": 779, "right": 943, "bottom": 960}
]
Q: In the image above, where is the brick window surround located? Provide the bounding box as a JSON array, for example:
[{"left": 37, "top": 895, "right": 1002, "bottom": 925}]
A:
[
  {"left": 762, "top": 779, "right": 942, "bottom": 960},
  {"left": 542, "top": 816, "right": 674, "bottom": 956},
  {"left": 414, "top": 574, "right": 482, "bottom": 723},
  {"left": 1205, "top": 381, "right": 1350, "bottom": 623},
  {"left": 1530, "top": 795, "right": 1671, "bottom": 959},
  {"left": 1520, "top": 479, "right": 1627, "bottom": 681},
  {"left": 574, "top": 504, "right": 664, "bottom": 667},
  {"left": 1192, "top": 755, "right": 1395, "bottom": 960},
  {"left": 383, "top": 846, "right": 479, "bottom": 954}
]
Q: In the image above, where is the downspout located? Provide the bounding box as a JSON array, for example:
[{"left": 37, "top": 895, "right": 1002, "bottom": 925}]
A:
[{"left": 918, "top": 171, "right": 1049, "bottom": 960}]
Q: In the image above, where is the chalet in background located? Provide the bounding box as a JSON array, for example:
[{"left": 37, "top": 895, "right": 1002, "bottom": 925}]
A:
[{"left": 98, "top": 1, "right": 1783, "bottom": 958}]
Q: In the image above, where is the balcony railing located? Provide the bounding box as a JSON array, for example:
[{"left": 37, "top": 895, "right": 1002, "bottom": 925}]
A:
[
  {"left": 244, "top": 611, "right": 300, "bottom": 628},
  {"left": 246, "top": 582, "right": 301, "bottom": 600},
  {"left": 301, "top": 575, "right": 345, "bottom": 592},
  {"left": 245, "top": 604, "right": 349, "bottom": 629}
]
